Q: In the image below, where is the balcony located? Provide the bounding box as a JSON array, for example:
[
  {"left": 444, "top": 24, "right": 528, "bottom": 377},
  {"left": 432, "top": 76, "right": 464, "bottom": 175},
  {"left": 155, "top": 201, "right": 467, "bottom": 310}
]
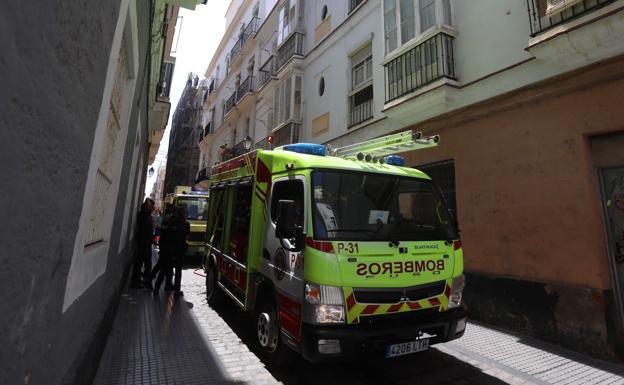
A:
[
  {"left": 224, "top": 93, "right": 236, "bottom": 117},
  {"left": 526, "top": 0, "right": 615, "bottom": 37},
  {"left": 229, "top": 38, "right": 243, "bottom": 64},
  {"left": 349, "top": 0, "right": 366, "bottom": 13},
  {"left": 236, "top": 75, "right": 255, "bottom": 103},
  {"left": 384, "top": 32, "right": 455, "bottom": 103},
  {"left": 195, "top": 167, "right": 210, "bottom": 184},
  {"left": 276, "top": 32, "right": 304, "bottom": 71},
  {"left": 232, "top": 139, "right": 249, "bottom": 157},
  {"left": 157, "top": 61, "right": 175, "bottom": 100},
  {"left": 203, "top": 121, "right": 214, "bottom": 138},
  {"left": 273, "top": 122, "right": 300, "bottom": 146},
  {"left": 348, "top": 84, "right": 374, "bottom": 127},
  {"left": 208, "top": 78, "right": 218, "bottom": 94},
  {"left": 241, "top": 17, "right": 261, "bottom": 48},
  {"left": 258, "top": 55, "right": 275, "bottom": 88},
  {"left": 255, "top": 136, "right": 274, "bottom": 150}
]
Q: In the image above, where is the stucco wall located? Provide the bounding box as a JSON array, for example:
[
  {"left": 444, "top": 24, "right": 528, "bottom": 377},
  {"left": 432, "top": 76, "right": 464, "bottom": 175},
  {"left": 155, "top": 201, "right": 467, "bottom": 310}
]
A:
[
  {"left": 0, "top": 1, "right": 151, "bottom": 383},
  {"left": 404, "top": 58, "right": 624, "bottom": 291}
]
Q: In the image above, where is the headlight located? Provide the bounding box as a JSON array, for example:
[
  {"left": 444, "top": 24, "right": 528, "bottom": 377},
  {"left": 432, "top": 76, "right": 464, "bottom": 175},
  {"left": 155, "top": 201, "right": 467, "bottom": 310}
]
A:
[
  {"left": 448, "top": 274, "right": 465, "bottom": 309},
  {"left": 303, "top": 283, "right": 345, "bottom": 324}
]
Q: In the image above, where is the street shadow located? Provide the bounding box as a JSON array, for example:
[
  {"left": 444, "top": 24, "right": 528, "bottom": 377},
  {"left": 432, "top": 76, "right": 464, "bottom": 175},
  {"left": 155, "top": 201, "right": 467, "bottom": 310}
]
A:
[
  {"left": 94, "top": 286, "right": 244, "bottom": 385},
  {"left": 207, "top": 297, "right": 510, "bottom": 385}
]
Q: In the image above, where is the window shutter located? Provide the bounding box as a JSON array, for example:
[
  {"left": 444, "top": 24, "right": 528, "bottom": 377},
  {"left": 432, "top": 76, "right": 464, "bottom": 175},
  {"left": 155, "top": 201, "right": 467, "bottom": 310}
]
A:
[{"left": 545, "top": 0, "right": 583, "bottom": 16}]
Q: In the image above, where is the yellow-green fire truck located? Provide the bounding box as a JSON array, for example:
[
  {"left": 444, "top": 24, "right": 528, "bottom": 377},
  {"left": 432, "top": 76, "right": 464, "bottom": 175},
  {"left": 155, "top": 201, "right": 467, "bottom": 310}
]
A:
[
  {"left": 166, "top": 186, "right": 210, "bottom": 256},
  {"left": 203, "top": 130, "right": 466, "bottom": 363}
]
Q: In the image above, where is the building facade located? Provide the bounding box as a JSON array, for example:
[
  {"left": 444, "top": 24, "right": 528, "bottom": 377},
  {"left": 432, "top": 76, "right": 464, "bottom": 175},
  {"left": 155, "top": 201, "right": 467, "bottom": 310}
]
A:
[
  {"left": 198, "top": 0, "right": 624, "bottom": 359},
  {"left": 163, "top": 74, "right": 205, "bottom": 195},
  {"left": 0, "top": 1, "right": 203, "bottom": 383}
]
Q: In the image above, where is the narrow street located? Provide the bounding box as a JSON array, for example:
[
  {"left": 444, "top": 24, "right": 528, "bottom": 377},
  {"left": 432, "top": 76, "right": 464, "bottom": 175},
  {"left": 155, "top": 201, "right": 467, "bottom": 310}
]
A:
[{"left": 179, "top": 267, "right": 624, "bottom": 385}]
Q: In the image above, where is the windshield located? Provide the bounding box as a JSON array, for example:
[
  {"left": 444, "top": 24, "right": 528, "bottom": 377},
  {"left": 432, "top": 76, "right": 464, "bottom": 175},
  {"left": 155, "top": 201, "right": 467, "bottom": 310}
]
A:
[
  {"left": 311, "top": 171, "right": 457, "bottom": 242},
  {"left": 177, "top": 197, "right": 209, "bottom": 221}
]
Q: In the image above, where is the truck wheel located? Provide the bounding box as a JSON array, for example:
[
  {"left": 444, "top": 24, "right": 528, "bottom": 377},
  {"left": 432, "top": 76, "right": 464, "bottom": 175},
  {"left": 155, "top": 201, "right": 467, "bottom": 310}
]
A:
[
  {"left": 205, "top": 263, "right": 221, "bottom": 306},
  {"left": 255, "top": 294, "right": 293, "bottom": 366}
]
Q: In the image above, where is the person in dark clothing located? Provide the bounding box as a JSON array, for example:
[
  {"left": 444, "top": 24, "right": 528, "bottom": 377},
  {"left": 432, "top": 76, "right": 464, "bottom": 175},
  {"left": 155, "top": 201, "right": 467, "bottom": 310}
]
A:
[
  {"left": 153, "top": 206, "right": 189, "bottom": 296},
  {"left": 172, "top": 206, "right": 190, "bottom": 296},
  {"left": 151, "top": 211, "right": 174, "bottom": 292},
  {"left": 130, "top": 198, "right": 155, "bottom": 289}
]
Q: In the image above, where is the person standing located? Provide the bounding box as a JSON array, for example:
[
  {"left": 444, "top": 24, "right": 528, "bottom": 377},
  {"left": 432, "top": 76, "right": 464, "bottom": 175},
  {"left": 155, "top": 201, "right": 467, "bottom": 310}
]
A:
[
  {"left": 153, "top": 210, "right": 174, "bottom": 294},
  {"left": 130, "top": 198, "right": 154, "bottom": 289},
  {"left": 172, "top": 206, "right": 190, "bottom": 296}
]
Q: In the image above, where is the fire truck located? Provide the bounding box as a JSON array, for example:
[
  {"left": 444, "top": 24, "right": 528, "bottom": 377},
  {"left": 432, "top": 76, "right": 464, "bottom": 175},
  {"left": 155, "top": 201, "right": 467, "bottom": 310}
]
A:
[
  {"left": 165, "top": 186, "right": 210, "bottom": 256},
  {"left": 203, "top": 130, "right": 466, "bottom": 363}
]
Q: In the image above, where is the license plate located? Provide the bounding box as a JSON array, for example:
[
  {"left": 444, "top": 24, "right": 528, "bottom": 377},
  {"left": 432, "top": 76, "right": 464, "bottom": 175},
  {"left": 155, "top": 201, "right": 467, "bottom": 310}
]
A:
[{"left": 385, "top": 338, "right": 430, "bottom": 358}]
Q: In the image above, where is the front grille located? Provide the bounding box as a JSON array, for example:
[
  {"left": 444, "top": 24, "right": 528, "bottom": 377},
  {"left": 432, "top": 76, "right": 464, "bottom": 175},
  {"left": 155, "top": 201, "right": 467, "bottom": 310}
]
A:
[
  {"left": 188, "top": 232, "right": 205, "bottom": 243},
  {"left": 353, "top": 281, "right": 446, "bottom": 304},
  {"left": 358, "top": 307, "right": 441, "bottom": 329}
]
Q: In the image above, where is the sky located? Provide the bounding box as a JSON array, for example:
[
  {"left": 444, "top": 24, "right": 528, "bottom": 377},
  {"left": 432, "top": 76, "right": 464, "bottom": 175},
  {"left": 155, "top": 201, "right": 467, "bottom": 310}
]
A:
[{"left": 144, "top": 0, "right": 230, "bottom": 197}]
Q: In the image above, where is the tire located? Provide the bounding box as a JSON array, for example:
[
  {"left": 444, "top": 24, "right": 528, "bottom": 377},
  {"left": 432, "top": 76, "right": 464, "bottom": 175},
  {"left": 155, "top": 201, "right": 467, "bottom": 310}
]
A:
[
  {"left": 205, "top": 262, "right": 222, "bottom": 306},
  {"left": 254, "top": 292, "right": 294, "bottom": 366}
]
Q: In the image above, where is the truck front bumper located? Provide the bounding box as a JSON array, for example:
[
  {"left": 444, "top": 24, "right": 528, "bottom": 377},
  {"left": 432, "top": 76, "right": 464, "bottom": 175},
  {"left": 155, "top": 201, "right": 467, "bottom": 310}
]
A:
[{"left": 300, "top": 305, "right": 467, "bottom": 362}]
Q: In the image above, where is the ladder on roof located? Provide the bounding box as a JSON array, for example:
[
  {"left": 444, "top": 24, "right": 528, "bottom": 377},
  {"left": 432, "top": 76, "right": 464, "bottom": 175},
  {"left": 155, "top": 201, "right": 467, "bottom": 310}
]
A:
[{"left": 331, "top": 130, "right": 439, "bottom": 160}]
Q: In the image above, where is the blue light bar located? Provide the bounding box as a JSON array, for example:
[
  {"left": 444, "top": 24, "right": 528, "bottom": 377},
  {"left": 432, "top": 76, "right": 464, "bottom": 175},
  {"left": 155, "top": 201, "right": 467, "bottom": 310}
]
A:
[
  {"left": 384, "top": 155, "right": 405, "bottom": 166},
  {"left": 283, "top": 143, "right": 327, "bottom": 156},
  {"left": 187, "top": 190, "right": 209, "bottom": 195}
]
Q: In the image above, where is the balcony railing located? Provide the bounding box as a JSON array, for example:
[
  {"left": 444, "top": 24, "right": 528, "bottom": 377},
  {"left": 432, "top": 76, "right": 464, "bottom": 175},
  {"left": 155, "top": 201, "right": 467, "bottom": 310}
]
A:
[
  {"left": 230, "top": 38, "right": 243, "bottom": 62},
  {"left": 241, "top": 17, "right": 261, "bottom": 47},
  {"left": 157, "top": 61, "right": 175, "bottom": 99},
  {"left": 526, "top": 0, "right": 615, "bottom": 36},
  {"left": 232, "top": 140, "right": 249, "bottom": 157},
  {"left": 255, "top": 136, "right": 274, "bottom": 150},
  {"left": 204, "top": 121, "right": 214, "bottom": 136},
  {"left": 273, "top": 122, "right": 301, "bottom": 146},
  {"left": 349, "top": 0, "right": 366, "bottom": 13},
  {"left": 276, "top": 32, "right": 304, "bottom": 71},
  {"left": 224, "top": 93, "right": 236, "bottom": 116},
  {"left": 384, "top": 32, "right": 455, "bottom": 103},
  {"left": 195, "top": 167, "right": 210, "bottom": 183},
  {"left": 349, "top": 84, "right": 374, "bottom": 127},
  {"left": 236, "top": 76, "right": 255, "bottom": 102},
  {"left": 259, "top": 56, "right": 275, "bottom": 88},
  {"left": 208, "top": 78, "right": 218, "bottom": 94}
]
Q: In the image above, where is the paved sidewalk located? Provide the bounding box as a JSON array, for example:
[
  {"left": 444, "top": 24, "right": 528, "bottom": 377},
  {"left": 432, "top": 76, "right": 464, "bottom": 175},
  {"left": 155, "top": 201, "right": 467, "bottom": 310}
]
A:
[{"left": 92, "top": 287, "right": 239, "bottom": 385}]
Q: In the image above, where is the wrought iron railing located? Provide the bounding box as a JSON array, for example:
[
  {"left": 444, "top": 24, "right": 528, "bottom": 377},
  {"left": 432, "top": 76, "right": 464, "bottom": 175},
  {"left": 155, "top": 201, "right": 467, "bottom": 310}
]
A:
[
  {"left": 208, "top": 78, "right": 218, "bottom": 94},
  {"left": 273, "top": 123, "right": 301, "bottom": 146},
  {"left": 259, "top": 55, "right": 275, "bottom": 87},
  {"left": 384, "top": 32, "right": 455, "bottom": 103},
  {"left": 158, "top": 61, "right": 175, "bottom": 99},
  {"left": 349, "top": 0, "right": 366, "bottom": 13},
  {"left": 230, "top": 38, "right": 243, "bottom": 63},
  {"left": 195, "top": 167, "right": 210, "bottom": 183},
  {"left": 276, "top": 32, "right": 304, "bottom": 71},
  {"left": 232, "top": 140, "right": 248, "bottom": 157},
  {"left": 526, "top": 0, "right": 615, "bottom": 37},
  {"left": 224, "top": 93, "right": 236, "bottom": 116},
  {"left": 236, "top": 76, "right": 255, "bottom": 102},
  {"left": 349, "top": 84, "right": 374, "bottom": 127},
  {"left": 241, "top": 17, "right": 261, "bottom": 46},
  {"left": 255, "top": 136, "right": 274, "bottom": 150},
  {"left": 204, "top": 121, "right": 214, "bottom": 136}
]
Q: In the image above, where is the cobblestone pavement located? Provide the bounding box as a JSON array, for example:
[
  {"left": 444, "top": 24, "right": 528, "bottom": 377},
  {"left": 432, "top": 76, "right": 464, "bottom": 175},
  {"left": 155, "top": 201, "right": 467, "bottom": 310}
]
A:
[{"left": 181, "top": 268, "right": 624, "bottom": 385}]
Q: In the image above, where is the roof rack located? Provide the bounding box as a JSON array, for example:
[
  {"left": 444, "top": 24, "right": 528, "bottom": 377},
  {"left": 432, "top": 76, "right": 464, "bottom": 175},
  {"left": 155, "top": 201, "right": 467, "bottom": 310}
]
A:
[{"left": 331, "top": 130, "right": 439, "bottom": 160}]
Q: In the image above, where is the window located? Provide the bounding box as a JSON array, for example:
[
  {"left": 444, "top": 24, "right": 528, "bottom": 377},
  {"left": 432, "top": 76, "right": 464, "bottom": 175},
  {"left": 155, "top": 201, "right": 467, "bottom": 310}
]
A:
[
  {"left": 384, "top": 0, "right": 398, "bottom": 53},
  {"left": 207, "top": 187, "right": 227, "bottom": 251},
  {"left": 229, "top": 184, "right": 252, "bottom": 263},
  {"left": 271, "top": 179, "right": 304, "bottom": 227},
  {"left": 416, "top": 159, "right": 457, "bottom": 219},
  {"left": 278, "top": 0, "right": 297, "bottom": 45},
  {"left": 351, "top": 44, "right": 373, "bottom": 90},
  {"left": 311, "top": 171, "right": 457, "bottom": 241},
  {"left": 273, "top": 74, "right": 302, "bottom": 128},
  {"left": 318, "top": 76, "right": 325, "bottom": 96},
  {"left": 321, "top": 5, "right": 328, "bottom": 20},
  {"left": 383, "top": 0, "right": 453, "bottom": 54}
]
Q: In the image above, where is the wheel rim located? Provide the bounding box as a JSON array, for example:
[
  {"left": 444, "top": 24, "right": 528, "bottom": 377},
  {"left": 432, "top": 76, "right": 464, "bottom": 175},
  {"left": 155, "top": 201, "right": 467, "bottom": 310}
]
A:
[{"left": 257, "top": 310, "right": 278, "bottom": 351}]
